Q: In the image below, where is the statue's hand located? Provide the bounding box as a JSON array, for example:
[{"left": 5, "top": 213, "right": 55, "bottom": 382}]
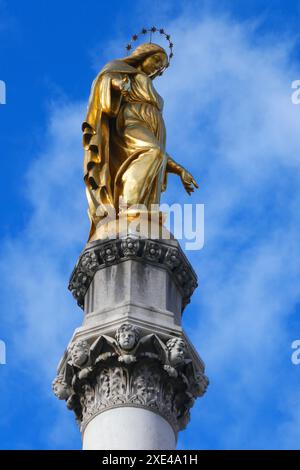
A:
[
  {"left": 180, "top": 169, "right": 199, "bottom": 195},
  {"left": 121, "top": 76, "right": 131, "bottom": 93},
  {"left": 112, "top": 75, "right": 131, "bottom": 95}
]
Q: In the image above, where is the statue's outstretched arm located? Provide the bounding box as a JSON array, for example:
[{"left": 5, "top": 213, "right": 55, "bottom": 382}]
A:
[{"left": 166, "top": 155, "right": 199, "bottom": 195}]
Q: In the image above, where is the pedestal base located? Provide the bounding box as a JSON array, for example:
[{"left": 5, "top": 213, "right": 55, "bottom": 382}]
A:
[{"left": 82, "top": 407, "right": 176, "bottom": 450}]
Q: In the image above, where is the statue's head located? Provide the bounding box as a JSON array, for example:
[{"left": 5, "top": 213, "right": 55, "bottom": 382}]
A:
[
  {"left": 166, "top": 337, "right": 187, "bottom": 366},
  {"left": 52, "top": 374, "right": 70, "bottom": 400},
  {"left": 125, "top": 43, "right": 168, "bottom": 79},
  {"left": 69, "top": 340, "right": 90, "bottom": 367},
  {"left": 115, "top": 323, "right": 141, "bottom": 351},
  {"left": 123, "top": 28, "right": 173, "bottom": 78}
]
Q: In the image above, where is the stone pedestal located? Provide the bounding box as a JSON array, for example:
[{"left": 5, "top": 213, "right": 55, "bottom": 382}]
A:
[{"left": 53, "top": 235, "right": 208, "bottom": 450}]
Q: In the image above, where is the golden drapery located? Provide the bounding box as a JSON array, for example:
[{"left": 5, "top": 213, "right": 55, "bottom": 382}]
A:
[{"left": 82, "top": 47, "right": 169, "bottom": 241}]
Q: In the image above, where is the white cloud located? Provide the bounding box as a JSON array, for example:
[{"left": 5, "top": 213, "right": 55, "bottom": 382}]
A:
[
  {"left": 0, "top": 101, "right": 87, "bottom": 376},
  {"left": 155, "top": 14, "right": 300, "bottom": 448}
]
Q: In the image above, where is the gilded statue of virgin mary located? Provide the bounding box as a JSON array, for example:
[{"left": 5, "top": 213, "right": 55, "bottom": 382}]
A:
[{"left": 82, "top": 41, "right": 198, "bottom": 241}]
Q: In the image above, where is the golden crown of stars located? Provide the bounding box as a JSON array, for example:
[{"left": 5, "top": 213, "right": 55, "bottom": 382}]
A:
[{"left": 125, "top": 26, "right": 174, "bottom": 73}]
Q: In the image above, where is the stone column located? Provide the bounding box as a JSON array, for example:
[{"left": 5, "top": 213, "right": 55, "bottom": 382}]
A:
[{"left": 53, "top": 235, "right": 208, "bottom": 450}]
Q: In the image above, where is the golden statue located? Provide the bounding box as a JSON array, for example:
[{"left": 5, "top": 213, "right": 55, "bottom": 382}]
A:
[{"left": 82, "top": 32, "right": 198, "bottom": 242}]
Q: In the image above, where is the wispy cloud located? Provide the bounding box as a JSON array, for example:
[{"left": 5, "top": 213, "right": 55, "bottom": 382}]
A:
[
  {"left": 0, "top": 101, "right": 87, "bottom": 374},
  {"left": 157, "top": 14, "right": 300, "bottom": 449}
]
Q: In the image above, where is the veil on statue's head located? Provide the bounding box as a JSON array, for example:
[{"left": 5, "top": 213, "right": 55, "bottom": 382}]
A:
[
  {"left": 121, "top": 42, "right": 168, "bottom": 68},
  {"left": 97, "top": 43, "right": 169, "bottom": 79}
]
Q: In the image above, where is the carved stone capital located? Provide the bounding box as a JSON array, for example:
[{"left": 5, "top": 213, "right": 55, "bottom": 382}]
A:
[{"left": 53, "top": 326, "right": 208, "bottom": 434}]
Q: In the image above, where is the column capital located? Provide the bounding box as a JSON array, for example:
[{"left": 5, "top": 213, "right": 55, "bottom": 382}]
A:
[{"left": 53, "top": 325, "right": 208, "bottom": 435}]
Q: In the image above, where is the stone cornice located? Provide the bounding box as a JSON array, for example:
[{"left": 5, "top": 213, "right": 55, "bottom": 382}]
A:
[{"left": 69, "top": 236, "right": 198, "bottom": 312}]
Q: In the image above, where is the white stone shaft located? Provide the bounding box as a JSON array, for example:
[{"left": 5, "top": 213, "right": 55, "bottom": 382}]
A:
[{"left": 82, "top": 407, "right": 176, "bottom": 450}]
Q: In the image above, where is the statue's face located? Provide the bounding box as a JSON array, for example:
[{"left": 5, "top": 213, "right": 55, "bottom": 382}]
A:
[
  {"left": 70, "top": 344, "right": 88, "bottom": 367},
  {"left": 118, "top": 329, "right": 136, "bottom": 351},
  {"left": 169, "top": 340, "right": 186, "bottom": 366},
  {"left": 141, "top": 52, "right": 168, "bottom": 77}
]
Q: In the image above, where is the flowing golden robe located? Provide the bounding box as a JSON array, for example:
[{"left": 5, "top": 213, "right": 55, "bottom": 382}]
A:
[{"left": 82, "top": 59, "right": 168, "bottom": 240}]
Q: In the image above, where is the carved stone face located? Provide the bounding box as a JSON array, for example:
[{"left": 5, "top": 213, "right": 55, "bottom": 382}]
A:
[
  {"left": 168, "top": 339, "right": 186, "bottom": 366},
  {"left": 118, "top": 330, "right": 136, "bottom": 351},
  {"left": 141, "top": 52, "right": 168, "bottom": 77},
  {"left": 70, "top": 341, "right": 89, "bottom": 367},
  {"left": 52, "top": 377, "right": 69, "bottom": 400}
]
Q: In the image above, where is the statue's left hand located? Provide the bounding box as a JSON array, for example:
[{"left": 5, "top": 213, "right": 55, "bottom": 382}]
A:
[
  {"left": 180, "top": 169, "right": 199, "bottom": 195},
  {"left": 112, "top": 75, "right": 131, "bottom": 95}
]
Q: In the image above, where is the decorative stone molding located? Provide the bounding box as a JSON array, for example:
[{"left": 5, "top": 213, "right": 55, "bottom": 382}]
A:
[
  {"left": 53, "top": 324, "right": 208, "bottom": 434},
  {"left": 69, "top": 237, "right": 197, "bottom": 311}
]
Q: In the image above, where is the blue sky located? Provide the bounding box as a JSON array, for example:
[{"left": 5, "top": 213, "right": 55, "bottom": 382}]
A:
[{"left": 1, "top": 0, "right": 300, "bottom": 450}]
